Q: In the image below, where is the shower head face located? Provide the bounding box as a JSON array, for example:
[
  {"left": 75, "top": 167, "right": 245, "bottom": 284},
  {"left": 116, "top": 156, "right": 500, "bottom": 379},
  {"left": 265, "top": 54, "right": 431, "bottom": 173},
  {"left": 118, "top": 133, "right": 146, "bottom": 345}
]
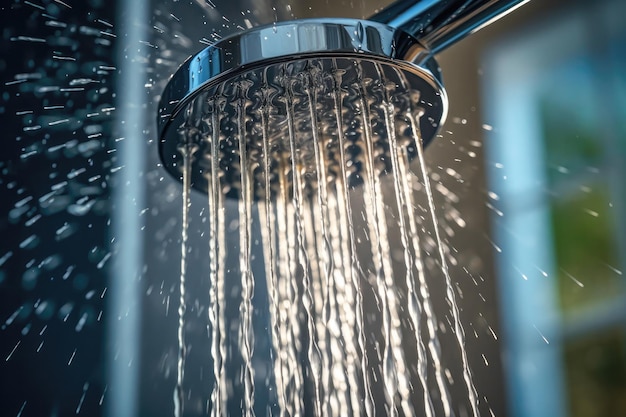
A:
[{"left": 157, "top": 19, "right": 447, "bottom": 197}]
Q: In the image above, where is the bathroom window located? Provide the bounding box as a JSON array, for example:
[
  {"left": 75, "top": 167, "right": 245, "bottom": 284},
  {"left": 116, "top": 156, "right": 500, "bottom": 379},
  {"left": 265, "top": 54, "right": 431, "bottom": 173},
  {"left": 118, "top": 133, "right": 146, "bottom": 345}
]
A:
[
  {"left": 538, "top": 67, "right": 623, "bottom": 315},
  {"left": 483, "top": 1, "right": 626, "bottom": 416},
  {"left": 538, "top": 51, "right": 626, "bottom": 417}
]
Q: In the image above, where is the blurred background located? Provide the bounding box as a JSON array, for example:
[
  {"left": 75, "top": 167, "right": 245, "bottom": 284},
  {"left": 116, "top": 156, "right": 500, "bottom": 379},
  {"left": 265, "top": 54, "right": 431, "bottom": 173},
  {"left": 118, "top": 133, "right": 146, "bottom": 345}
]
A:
[{"left": 1, "top": 0, "right": 624, "bottom": 416}]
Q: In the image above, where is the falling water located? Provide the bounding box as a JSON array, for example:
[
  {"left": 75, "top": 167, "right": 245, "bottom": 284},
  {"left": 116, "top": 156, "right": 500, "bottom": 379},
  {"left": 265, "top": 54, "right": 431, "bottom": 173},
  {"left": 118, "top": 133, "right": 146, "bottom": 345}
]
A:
[
  {"left": 331, "top": 63, "right": 374, "bottom": 417},
  {"left": 235, "top": 86, "right": 257, "bottom": 417},
  {"left": 207, "top": 98, "right": 226, "bottom": 417},
  {"left": 174, "top": 137, "right": 198, "bottom": 417},
  {"left": 172, "top": 57, "right": 479, "bottom": 416}
]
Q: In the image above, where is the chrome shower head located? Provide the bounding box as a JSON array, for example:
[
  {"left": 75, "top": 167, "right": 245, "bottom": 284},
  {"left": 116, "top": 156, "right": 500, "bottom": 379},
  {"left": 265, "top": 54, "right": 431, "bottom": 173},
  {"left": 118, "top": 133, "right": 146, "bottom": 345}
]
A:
[
  {"left": 158, "top": 19, "right": 444, "bottom": 196},
  {"left": 157, "top": 1, "right": 527, "bottom": 196}
]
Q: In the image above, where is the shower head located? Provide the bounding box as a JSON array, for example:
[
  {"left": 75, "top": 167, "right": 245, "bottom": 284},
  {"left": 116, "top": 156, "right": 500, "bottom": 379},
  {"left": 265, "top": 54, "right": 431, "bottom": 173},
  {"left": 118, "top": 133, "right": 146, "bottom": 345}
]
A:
[
  {"left": 157, "top": 0, "right": 527, "bottom": 195},
  {"left": 158, "top": 19, "right": 445, "bottom": 196}
]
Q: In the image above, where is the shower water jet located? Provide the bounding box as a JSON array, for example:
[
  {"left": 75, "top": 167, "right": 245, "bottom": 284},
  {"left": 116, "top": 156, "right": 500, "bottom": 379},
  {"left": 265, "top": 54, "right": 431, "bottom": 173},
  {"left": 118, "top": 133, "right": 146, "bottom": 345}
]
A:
[{"left": 157, "top": 1, "right": 528, "bottom": 416}]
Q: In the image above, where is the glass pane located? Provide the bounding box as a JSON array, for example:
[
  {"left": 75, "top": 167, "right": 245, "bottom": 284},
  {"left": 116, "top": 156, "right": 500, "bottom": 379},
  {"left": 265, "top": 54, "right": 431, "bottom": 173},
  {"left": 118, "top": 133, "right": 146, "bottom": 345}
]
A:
[
  {"left": 564, "top": 328, "right": 626, "bottom": 417},
  {"left": 539, "top": 61, "right": 623, "bottom": 314},
  {"left": 551, "top": 186, "right": 621, "bottom": 312}
]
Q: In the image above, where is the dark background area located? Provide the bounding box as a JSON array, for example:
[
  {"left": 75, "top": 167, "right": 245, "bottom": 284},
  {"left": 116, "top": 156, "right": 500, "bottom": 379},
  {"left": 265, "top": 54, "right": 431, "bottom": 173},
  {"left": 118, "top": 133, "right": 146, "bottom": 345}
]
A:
[{"left": 0, "top": 1, "right": 114, "bottom": 415}]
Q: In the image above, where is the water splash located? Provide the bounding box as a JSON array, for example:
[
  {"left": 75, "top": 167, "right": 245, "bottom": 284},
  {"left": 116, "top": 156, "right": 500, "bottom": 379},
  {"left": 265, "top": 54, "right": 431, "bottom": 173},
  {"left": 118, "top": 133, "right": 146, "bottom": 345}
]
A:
[{"left": 1, "top": 2, "right": 119, "bottom": 415}]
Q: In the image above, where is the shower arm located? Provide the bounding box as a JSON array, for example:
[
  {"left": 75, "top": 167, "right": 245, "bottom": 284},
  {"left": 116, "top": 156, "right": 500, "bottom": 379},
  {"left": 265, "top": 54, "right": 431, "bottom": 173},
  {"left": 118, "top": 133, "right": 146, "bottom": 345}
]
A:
[{"left": 370, "top": 0, "right": 530, "bottom": 54}]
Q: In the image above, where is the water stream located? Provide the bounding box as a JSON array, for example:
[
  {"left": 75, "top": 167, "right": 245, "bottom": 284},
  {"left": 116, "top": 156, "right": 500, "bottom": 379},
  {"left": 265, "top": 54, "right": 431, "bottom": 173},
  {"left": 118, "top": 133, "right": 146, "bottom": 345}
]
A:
[{"left": 175, "top": 57, "right": 478, "bottom": 416}]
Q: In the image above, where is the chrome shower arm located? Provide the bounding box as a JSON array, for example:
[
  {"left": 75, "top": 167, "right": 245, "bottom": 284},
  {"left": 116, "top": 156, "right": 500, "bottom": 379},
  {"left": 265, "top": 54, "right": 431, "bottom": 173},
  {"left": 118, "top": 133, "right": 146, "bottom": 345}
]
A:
[{"left": 370, "top": 0, "right": 529, "bottom": 54}]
